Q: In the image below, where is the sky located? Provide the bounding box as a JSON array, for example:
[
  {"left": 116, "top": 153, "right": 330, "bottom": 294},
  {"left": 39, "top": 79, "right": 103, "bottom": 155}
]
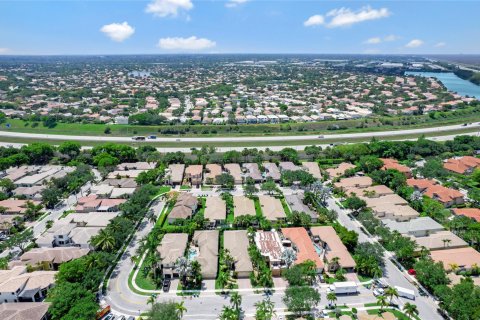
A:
[{"left": 0, "top": 0, "right": 479, "bottom": 55}]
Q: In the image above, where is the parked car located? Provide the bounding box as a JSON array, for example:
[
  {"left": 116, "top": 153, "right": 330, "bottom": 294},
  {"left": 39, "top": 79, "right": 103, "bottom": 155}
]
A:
[
  {"left": 163, "top": 278, "right": 171, "bottom": 292},
  {"left": 103, "top": 314, "right": 115, "bottom": 320},
  {"left": 408, "top": 268, "right": 416, "bottom": 275},
  {"left": 148, "top": 135, "right": 157, "bottom": 139},
  {"left": 127, "top": 317, "right": 135, "bottom": 320},
  {"left": 374, "top": 278, "right": 388, "bottom": 288}
]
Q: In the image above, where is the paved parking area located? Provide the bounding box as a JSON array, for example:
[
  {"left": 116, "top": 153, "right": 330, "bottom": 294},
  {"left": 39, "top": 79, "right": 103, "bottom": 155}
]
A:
[
  {"left": 237, "top": 278, "right": 252, "bottom": 290},
  {"left": 273, "top": 277, "right": 288, "bottom": 288}
]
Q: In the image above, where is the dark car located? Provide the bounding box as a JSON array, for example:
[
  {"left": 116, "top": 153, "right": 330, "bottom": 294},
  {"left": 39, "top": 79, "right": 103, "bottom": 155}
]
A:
[{"left": 163, "top": 278, "right": 171, "bottom": 292}]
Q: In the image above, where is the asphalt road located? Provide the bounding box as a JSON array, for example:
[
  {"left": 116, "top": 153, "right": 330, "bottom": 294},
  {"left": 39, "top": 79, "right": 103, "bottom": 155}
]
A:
[
  {"left": 324, "top": 197, "right": 442, "bottom": 320},
  {"left": 0, "top": 123, "right": 478, "bottom": 144}
]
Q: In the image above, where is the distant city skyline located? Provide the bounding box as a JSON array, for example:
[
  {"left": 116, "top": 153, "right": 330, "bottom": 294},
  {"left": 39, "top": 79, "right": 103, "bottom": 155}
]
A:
[{"left": 0, "top": 0, "right": 479, "bottom": 55}]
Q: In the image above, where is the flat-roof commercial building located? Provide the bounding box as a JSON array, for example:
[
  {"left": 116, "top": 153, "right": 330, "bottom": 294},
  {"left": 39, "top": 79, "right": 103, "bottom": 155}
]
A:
[
  {"left": 156, "top": 233, "right": 188, "bottom": 278},
  {"left": 192, "top": 230, "right": 219, "bottom": 279},
  {"left": 204, "top": 196, "right": 226, "bottom": 226},
  {"left": 310, "top": 226, "right": 356, "bottom": 272},
  {"left": 224, "top": 163, "right": 243, "bottom": 184},
  {"left": 233, "top": 196, "right": 256, "bottom": 218},
  {"left": 224, "top": 230, "right": 253, "bottom": 278},
  {"left": 281, "top": 227, "right": 324, "bottom": 272},
  {"left": 258, "top": 195, "right": 286, "bottom": 221}
]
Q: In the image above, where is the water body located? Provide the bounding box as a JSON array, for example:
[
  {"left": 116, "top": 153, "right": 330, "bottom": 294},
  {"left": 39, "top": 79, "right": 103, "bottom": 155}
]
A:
[{"left": 405, "top": 71, "right": 480, "bottom": 99}]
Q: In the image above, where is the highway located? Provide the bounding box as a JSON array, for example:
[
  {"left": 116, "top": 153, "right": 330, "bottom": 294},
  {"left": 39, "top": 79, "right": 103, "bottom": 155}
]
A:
[{"left": 0, "top": 123, "right": 478, "bottom": 144}]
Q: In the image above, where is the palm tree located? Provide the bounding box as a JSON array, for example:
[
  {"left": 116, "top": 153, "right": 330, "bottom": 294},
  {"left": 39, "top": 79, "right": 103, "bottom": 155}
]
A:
[
  {"left": 230, "top": 292, "right": 242, "bottom": 313},
  {"left": 24, "top": 201, "right": 44, "bottom": 221},
  {"left": 175, "top": 257, "right": 190, "bottom": 286},
  {"left": 219, "top": 305, "right": 237, "bottom": 320},
  {"left": 403, "top": 302, "right": 419, "bottom": 319},
  {"left": 327, "top": 292, "right": 337, "bottom": 307},
  {"left": 223, "top": 249, "right": 235, "bottom": 270},
  {"left": 281, "top": 247, "right": 297, "bottom": 269},
  {"left": 255, "top": 297, "right": 276, "bottom": 320},
  {"left": 146, "top": 295, "right": 156, "bottom": 306},
  {"left": 384, "top": 286, "right": 398, "bottom": 305},
  {"left": 376, "top": 295, "right": 388, "bottom": 311},
  {"left": 330, "top": 256, "right": 341, "bottom": 272},
  {"left": 175, "top": 301, "right": 187, "bottom": 318},
  {"left": 449, "top": 263, "right": 460, "bottom": 273},
  {"left": 90, "top": 229, "right": 115, "bottom": 251}
]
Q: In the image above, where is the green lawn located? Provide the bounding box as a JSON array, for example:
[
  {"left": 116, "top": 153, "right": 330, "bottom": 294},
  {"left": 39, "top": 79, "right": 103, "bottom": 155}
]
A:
[
  {"left": 253, "top": 197, "right": 263, "bottom": 218},
  {"left": 279, "top": 196, "right": 292, "bottom": 218},
  {"left": 156, "top": 186, "right": 171, "bottom": 195},
  {"left": 4, "top": 108, "right": 480, "bottom": 138},
  {"left": 180, "top": 185, "right": 191, "bottom": 190},
  {"left": 367, "top": 308, "right": 421, "bottom": 320}
]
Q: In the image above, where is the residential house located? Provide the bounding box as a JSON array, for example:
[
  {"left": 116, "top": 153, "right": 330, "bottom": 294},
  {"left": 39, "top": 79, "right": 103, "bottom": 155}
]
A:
[
  {"left": 279, "top": 162, "right": 301, "bottom": 172},
  {"left": 242, "top": 163, "right": 263, "bottom": 182},
  {"left": 258, "top": 195, "right": 286, "bottom": 221},
  {"left": 156, "top": 233, "right": 188, "bottom": 279},
  {"left": 334, "top": 176, "right": 373, "bottom": 190},
  {"left": 9, "top": 247, "right": 90, "bottom": 270},
  {"left": 443, "top": 156, "right": 480, "bottom": 174},
  {"left": 263, "top": 162, "right": 281, "bottom": 181},
  {"left": 326, "top": 162, "right": 356, "bottom": 178},
  {"left": 310, "top": 226, "right": 356, "bottom": 272},
  {"left": 281, "top": 227, "right": 324, "bottom": 272},
  {"left": 285, "top": 193, "right": 317, "bottom": 222},
  {"left": 0, "top": 267, "right": 56, "bottom": 303},
  {"left": 254, "top": 231, "right": 284, "bottom": 276},
  {"left": 411, "top": 231, "right": 468, "bottom": 252},
  {"left": 452, "top": 208, "right": 480, "bottom": 222},
  {"left": 168, "top": 193, "right": 198, "bottom": 223},
  {"left": 430, "top": 247, "right": 480, "bottom": 271},
  {"left": 233, "top": 196, "right": 256, "bottom": 218},
  {"left": 224, "top": 163, "right": 243, "bottom": 184},
  {"left": 407, "top": 178, "right": 464, "bottom": 207},
  {"left": 204, "top": 164, "right": 222, "bottom": 185},
  {"left": 381, "top": 158, "right": 412, "bottom": 178},
  {"left": 302, "top": 162, "right": 322, "bottom": 180},
  {"left": 185, "top": 165, "right": 203, "bottom": 186},
  {"left": 382, "top": 217, "right": 444, "bottom": 237},
  {"left": 165, "top": 164, "right": 185, "bottom": 185},
  {"left": 0, "top": 302, "right": 50, "bottom": 320},
  {"left": 192, "top": 230, "right": 219, "bottom": 279},
  {"left": 223, "top": 230, "right": 253, "bottom": 278},
  {"left": 204, "top": 196, "right": 226, "bottom": 226}
]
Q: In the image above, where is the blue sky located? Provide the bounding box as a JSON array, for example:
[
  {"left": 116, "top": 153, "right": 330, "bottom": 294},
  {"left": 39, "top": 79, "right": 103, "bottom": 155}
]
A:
[{"left": 0, "top": 0, "right": 479, "bottom": 55}]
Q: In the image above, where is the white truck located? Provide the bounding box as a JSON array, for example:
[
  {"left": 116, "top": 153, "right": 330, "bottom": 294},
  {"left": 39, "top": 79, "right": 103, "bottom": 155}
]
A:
[
  {"left": 328, "top": 281, "right": 358, "bottom": 295},
  {"left": 395, "top": 286, "right": 416, "bottom": 300}
]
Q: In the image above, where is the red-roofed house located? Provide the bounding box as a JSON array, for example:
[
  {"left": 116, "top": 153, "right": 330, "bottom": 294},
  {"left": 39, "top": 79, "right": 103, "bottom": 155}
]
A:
[
  {"left": 281, "top": 227, "right": 324, "bottom": 272},
  {"left": 381, "top": 158, "right": 412, "bottom": 178},
  {"left": 407, "top": 179, "right": 464, "bottom": 207},
  {"left": 452, "top": 208, "right": 480, "bottom": 222},
  {"left": 443, "top": 156, "right": 480, "bottom": 174}
]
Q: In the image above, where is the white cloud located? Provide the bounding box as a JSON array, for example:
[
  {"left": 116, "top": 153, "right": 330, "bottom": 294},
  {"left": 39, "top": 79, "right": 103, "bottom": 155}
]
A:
[
  {"left": 435, "top": 42, "right": 446, "bottom": 47},
  {"left": 0, "top": 48, "right": 10, "bottom": 54},
  {"left": 226, "top": 0, "right": 249, "bottom": 8},
  {"left": 384, "top": 34, "right": 398, "bottom": 42},
  {"left": 405, "top": 39, "right": 424, "bottom": 48},
  {"left": 325, "top": 6, "right": 390, "bottom": 28},
  {"left": 303, "top": 15, "right": 325, "bottom": 27},
  {"left": 146, "top": 0, "right": 193, "bottom": 18},
  {"left": 365, "top": 37, "right": 381, "bottom": 44},
  {"left": 100, "top": 22, "right": 135, "bottom": 42},
  {"left": 157, "top": 36, "right": 216, "bottom": 50}
]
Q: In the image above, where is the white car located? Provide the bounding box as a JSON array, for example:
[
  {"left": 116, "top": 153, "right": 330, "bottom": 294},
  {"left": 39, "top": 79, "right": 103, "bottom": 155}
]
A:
[{"left": 373, "top": 288, "right": 385, "bottom": 296}]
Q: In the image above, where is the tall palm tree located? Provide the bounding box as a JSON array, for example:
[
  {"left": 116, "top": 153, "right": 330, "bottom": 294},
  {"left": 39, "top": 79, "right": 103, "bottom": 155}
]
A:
[
  {"left": 384, "top": 286, "right": 398, "bottom": 305},
  {"left": 175, "top": 301, "right": 187, "bottom": 318},
  {"left": 330, "top": 256, "right": 341, "bottom": 272},
  {"left": 327, "top": 292, "right": 337, "bottom": 307},
  {"left": 175, "top": 257, "right": 189, "bottom": 286},
  {"left": 376, "top": 295, "right": 388, "bottom": 311},
  {"left": 90, "top": 229, "right": 115, "bottom": 251},
  {"left": 403, "top": 302, "right": 419, "bottom": 319},
  {"left": 229, "top": 292, "right": 242, "bottom": 313}
]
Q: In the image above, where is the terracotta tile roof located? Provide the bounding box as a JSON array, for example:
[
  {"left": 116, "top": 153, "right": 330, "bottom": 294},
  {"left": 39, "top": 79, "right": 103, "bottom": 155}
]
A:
[
  {"left": 452, "top": 208, "right": 480, "bottom": 222},
  {"left": 380, "top": 158, "right": 411, "bottom": 176},
  {"left": 310, "top": 226, "right": 356, "bottom": 269},
  {"left": 443, "top": 156, "right": 480, "bottom": 174},
  {"left": 281, "top": 227, "right": 324, "bottom": 269}
]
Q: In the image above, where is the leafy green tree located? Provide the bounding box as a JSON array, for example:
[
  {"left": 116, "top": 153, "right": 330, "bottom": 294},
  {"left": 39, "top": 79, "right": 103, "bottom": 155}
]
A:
[
  {"left": 344, "top": 196, "right": 367, "bottom": 215},
  {"left": 146, "top": 301, "right": 181, "bottom": 320},
  {"left": 278, "top": 148, "right": 299, "bottom": 163},
  {"left": 90, "top": 229, "right": 116, "bottom": 252},
  {"left": 282, "top": 260, "right": 316, "bottom": 286},
  {"left": 357, "top": 156, "right": 383, "bottom": 173},
  {"left": 216, "top": 173, "right": 235, "bottom": 189},
  {"left": 260, "top": 178, "right": 277, "bottom": 195},
  {"left": 414, "top": 258, "right": 449, "bottom": 292},
  {"left": 283, "top": 286, "right": 321, "bottom": 316},
  {"left": 58, "top": 141, "right": 81, "bottom": 160},
  {"left": 48, "top": 282, "right": 97, "bottom": 320},
  {"left": 255, "top": 297, "right": 276, "bottom": 320}
]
